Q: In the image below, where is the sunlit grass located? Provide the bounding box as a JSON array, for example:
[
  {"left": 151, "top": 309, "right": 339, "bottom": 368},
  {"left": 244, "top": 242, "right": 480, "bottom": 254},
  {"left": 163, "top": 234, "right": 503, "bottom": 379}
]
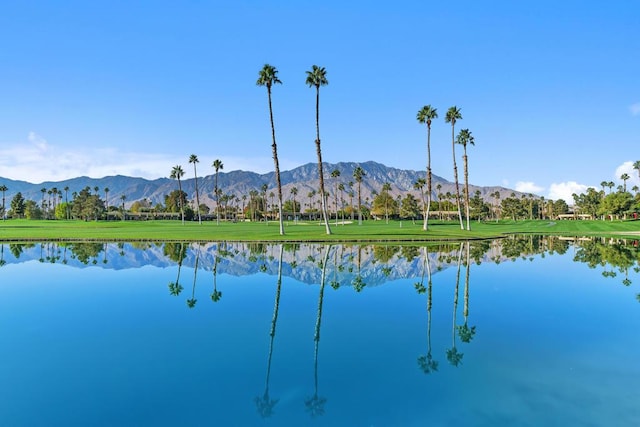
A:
[{"left": 0, "top": 218, "right": 638, "bottom": 242}]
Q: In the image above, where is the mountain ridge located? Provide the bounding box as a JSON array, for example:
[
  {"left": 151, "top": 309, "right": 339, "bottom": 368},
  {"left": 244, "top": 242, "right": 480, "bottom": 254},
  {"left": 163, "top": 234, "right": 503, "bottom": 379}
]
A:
[{"left": 0, "top": 161, "right": 522, "bottom": 207}]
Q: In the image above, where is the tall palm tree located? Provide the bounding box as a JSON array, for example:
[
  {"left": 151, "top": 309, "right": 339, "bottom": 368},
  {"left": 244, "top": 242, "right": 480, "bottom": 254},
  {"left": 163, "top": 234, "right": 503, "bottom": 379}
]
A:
[
  {"left": 417, "top": 105, "right": 438, "bottom": 231},
  {"left": 255, "top": 244, "right": 284, "bottom": 418},
  {"left": 331, "top": 169, "right": 341, "bottom": 225},
  {"left": 170, "top": 165, "right": 185, "bottom": 224},
  {"left": 456, "top": 128, "right": 475, "bottom": 230},
  {"left": 0, "top": 184, "right": 7, "bottom": 220},
  {"left": 189, "top": 154, "right": 202, "bottom": 224},
  {"left": 445, "top": 106, "right": 464, "bottom": 230},
  {"left": 257, "top": 64, "right": 285, "bottom": 235},
  {"left": 353, "top": 166, "right": 366, "bottom": 225},
  {"left": 620, "top": 173, "right": 630, "bottom": 192},
  {"left": 337, "top": 183, "right": 345, "bottom": 224},
  {"left": 212, "top": 159, "right": 224, "bottom": 225},
  {"left": 306, "top": 65, "right": 332, "bottom": 234}
]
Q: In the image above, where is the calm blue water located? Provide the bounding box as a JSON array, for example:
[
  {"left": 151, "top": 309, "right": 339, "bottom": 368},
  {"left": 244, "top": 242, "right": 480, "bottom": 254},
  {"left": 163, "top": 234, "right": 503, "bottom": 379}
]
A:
[{"left": 0, "top": 238, "right": 638, "bottom": 426}]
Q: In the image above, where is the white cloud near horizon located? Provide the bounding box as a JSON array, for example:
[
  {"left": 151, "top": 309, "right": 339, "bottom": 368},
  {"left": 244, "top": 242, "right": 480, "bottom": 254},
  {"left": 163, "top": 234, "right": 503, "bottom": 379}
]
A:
[
  {"left": 630, "top": 103, "right": 640, "bottom": 116},
  {"left": 547, "top": 181, "right": 592, "bottom": 203},
  {"left": 515, "top": 181, "right": 544, "bottom": 194},
  {"left": 0, "top": 133, "right": 280, "bottom": 183},
  {"left": 614, "top": 161, "right": 640, "bottom": 187}
]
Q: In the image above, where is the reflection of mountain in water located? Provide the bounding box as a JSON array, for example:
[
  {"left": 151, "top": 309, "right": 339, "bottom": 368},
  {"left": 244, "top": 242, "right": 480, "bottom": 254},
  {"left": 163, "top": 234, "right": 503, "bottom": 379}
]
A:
[{"left": 1, "top": 235, "right": 639, "bottom": 288}]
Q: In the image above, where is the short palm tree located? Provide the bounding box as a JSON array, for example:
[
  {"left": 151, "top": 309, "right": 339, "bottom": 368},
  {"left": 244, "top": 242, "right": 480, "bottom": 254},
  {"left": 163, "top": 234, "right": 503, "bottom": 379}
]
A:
[
  {"left": 416, "top": 105, "right": 438, "bottom": 230},
  {"left": 353, "top": 166, "right": 366, "bottom": 225},
  {"left": 291, "top": 186, "right": 299, "bottom": 223},
  {"left": 212, "top": 159, "right": 224, "bottom": 224},
  {"left": 0, "top": 184, "right": 7, "bottom": 220},
  {"left": 306, "top": 65, "right": 331, "bottom": 235},
  {"left": 189, "top": 154, "right": 202, "bottom": 224},
  {"left": 620, "top": 173, "right": 630, "bottom": 192},
  {"left": 445, "top": 106, "right": 464, "bottom": 230},
  {"left": 456, "top": 128, "right": 475, "bottom": 230},
  {"left": 256, "top": 64, "right": 285, "bottom": 235},
  {"left": 170, "top": 165, "right": 185, "bottom": 224},
  {"left": 331, "top": 169, "right": 340, "bottom": 225}
]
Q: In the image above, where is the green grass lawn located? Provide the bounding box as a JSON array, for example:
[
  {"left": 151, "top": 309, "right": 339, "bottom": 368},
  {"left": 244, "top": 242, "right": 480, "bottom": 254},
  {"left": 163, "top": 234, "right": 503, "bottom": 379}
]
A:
[{"left": 0, "top": 218, "right": 639, "bottom": 242}]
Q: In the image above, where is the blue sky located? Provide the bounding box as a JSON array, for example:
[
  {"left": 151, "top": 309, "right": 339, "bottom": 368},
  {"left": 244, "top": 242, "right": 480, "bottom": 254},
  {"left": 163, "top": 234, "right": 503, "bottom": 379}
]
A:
[{"left": 0, "top": 0, "right": 638, "bottom": 202}]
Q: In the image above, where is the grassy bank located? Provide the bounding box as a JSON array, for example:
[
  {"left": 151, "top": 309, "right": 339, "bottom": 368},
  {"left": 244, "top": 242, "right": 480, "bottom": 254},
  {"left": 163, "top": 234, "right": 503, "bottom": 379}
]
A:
[{"left": 0, "top": 219, "right": 639, "bottom": 242}]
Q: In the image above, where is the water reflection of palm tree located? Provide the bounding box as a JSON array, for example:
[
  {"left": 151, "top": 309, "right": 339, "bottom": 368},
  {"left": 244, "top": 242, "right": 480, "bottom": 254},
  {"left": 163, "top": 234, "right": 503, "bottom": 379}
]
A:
[
  {"left": 446, "top": 243, "right": 464, "bottom": 367},
  {"left": 306, "top": 245, "right": 330, "bottom": 417},
  {"left": 255, "top": 244, "right": 284, "bottom": 418},
  {"left": 210, "top": 253, "right": 222, "bottom": 302},
  {"left": 352, "top": 245, "right": 366, "bottom": 292},
  {"left": 0, "top": 244, "right": 5, "bottom": 267},
  {"left": 417, "top": 246, "right": 439, "bottom": 374},
  {"left": 457, "top": 242, "right": 477, "bottom": 343},
  {"left": 186, "top": 245, "right": 199, "bottom": 308},
  {"left": 168, "top": 243, "right": 185, "bottom": 296}
]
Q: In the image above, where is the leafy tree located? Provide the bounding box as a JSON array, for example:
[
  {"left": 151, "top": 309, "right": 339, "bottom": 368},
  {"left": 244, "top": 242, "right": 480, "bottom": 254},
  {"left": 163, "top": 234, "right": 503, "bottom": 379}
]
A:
[
  {"left": 55, "top": 202, "right": 70, "bottom": 220},
  {"left": 372, "top": 186, "right": 397, "bottom": 221},
  {"left": 306, "top": 65, "right": 332, "bottom": 235},
  {"left": 572, "top": 188, "right": 601, "bottom": 218},
  {"left": 445, "top": 106, "right": 464, "bottom": 230},
  {"left": 164, "top": 190, "right": 188, "bottom": 214},
  {"left": 25, "top": 200, "right": 43, "bottom": 219},
  {"left": 10, "top": 192, "right": 26, "bottom": 218},
  {"left": 552, "top": 199, "right": 570, "bottom": 217},
  {"left": 501, "top": 195, "right": 525, "bottom": 220},
  {"left": 400, "top": 194, "right": 420, "bottom": 221},
  {"left": 257, "top": 64, "right": 285, "bottom": 235},
  {"left": 70, "top": 187, "right": 104, "bottom": 220},
  {"left": 599, "top": 192, "right": 633, "bottom": 219}
]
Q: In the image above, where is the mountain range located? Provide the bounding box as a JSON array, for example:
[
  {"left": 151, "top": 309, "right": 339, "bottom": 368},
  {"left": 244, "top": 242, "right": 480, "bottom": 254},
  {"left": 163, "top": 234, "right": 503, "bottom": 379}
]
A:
[{"left": 0, "top": 161, "right": 521, "bottom": 208}]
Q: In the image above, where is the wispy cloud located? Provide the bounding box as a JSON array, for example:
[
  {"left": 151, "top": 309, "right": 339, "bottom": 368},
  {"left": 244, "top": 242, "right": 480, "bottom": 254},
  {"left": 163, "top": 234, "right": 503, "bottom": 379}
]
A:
[
  {"left": 515, "top": 181, "right": 544, "bottom": 194},
  {"left": 0, "top": 133, "right": 277, "bottom": 183},
  {"left": 630, "top": 103, "right": 640, "bottom": 116}
]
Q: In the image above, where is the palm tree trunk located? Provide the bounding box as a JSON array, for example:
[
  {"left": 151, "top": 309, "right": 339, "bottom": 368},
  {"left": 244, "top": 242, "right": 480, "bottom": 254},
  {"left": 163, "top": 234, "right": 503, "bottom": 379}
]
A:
[
  {"left": 194, "top": 165, "right": 201, "bottom": 224},
  {"left": 268, "top": 87, "right": 285, "bottom": 235},
  {"left": 315, "top": 88, "right": 332, "bottom": 235},
  {"left": 424, "top": 125, "right": 432, "bottom": 231},
  {"left": 463, "top": 149, "right": 471, "bottom": 231},
  {"left": 451, "top": 126, "right": 464, "bottom": 230}
]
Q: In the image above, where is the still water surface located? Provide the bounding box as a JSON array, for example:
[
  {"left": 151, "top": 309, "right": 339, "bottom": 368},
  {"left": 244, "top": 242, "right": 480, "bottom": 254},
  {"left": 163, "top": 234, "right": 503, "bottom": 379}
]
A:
[{"left": 0, "top": 237, "right": 638, "bottom": 426}]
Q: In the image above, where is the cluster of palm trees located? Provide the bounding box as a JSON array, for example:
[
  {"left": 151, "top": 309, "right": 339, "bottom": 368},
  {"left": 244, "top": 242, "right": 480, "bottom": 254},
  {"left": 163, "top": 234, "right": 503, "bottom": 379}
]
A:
[
  {"left": 417, "top": 105, "right": 476, "bottom": 231},
  {"left": 170, "top": 156, "right": 225, "bottom": 225}
]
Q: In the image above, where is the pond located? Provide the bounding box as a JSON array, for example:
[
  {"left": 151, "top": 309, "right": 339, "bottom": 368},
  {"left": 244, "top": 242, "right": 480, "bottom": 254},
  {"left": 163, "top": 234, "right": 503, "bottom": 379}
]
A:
[{"left": 0, "top": 236, "right": 639, "bottom": 426}]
